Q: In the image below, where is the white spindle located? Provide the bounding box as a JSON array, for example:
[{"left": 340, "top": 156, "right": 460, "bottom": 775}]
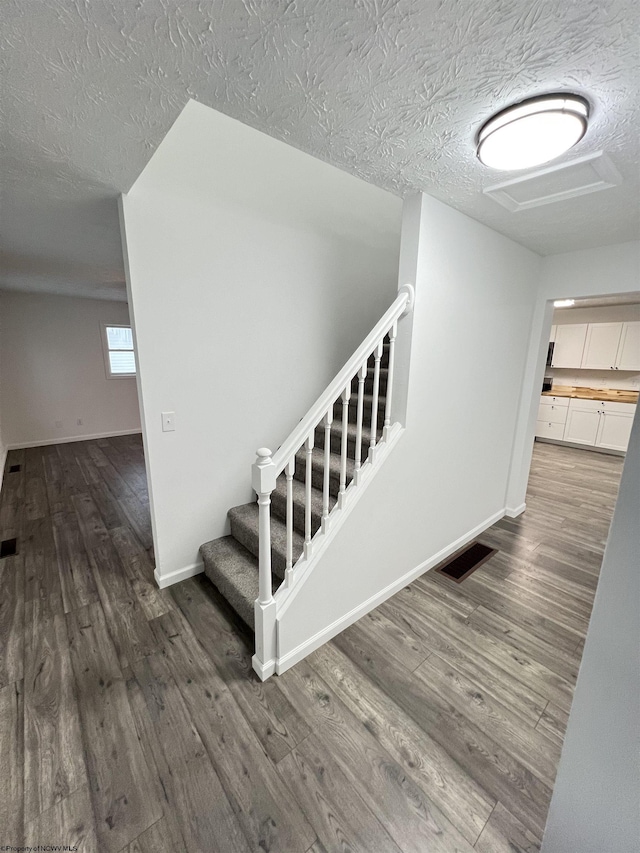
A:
[
  {"left": 251, "top": 448, "right": 276, "bottom": 605},
  {"left": 354, "top": 362, "right": 367, "bottom": 480},
  {"left": 383, "top": 323, "right": 397, "bottom": 441},
  {"left": 339, "top": 384, "right": 351, "bottom": 508},
  {"left": 304, "top": 433, "right": 314, "bottom": 558},
  {"left": 368, "top": 339, "right": 383, "bottom": 463},
  {"left": 284, "top": 457, "right": 295, "bottom": 585},
  {"left": 322, "top": 407, "right": 333, "bottom": 531}
]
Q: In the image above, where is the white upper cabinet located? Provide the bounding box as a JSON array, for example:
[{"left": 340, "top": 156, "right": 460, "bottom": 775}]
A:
[
  {"left": 581, "top": 323, "right": 623, "bottom": 370},
  {"left": 615, "top": 321, "right": 640, "bottom": 371},
  {"left": 551, "top": 324, "right": 588, "bottom": 368},
  {"left": 549, "top": 324, "right": 557, "bottom": 343}
]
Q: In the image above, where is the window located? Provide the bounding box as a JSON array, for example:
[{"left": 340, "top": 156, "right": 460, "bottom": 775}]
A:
[{"left": 102, "top": 324, "right": 136, "bottom": 378}]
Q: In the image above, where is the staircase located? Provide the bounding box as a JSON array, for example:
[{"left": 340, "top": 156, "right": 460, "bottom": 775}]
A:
[
  {"left": 200, "top": 284, "right": 414, "bottom": 679},
  {"left": 201, "top": 355, "right": 389, "bottom": 628}
]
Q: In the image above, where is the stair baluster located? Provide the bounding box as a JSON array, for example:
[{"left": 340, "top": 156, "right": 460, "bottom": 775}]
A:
[
  {"left": 339, "top": 384, "right": 351, "bottom": 509},
  {"left": 284, "top": 457, "right": 295, "bottom": 586},
  {"left": 354, "top": 361, "right": 367, "bottom": 483},
  {"left": 304, "top": 433, "right": 314, "bottom": 558},
  {"left": 368, "top": 339, "right": 384, "bottom": 463},
  {"left": 383, "top": 322, "right": 397, "bottom": 441},
  {"left": 322, "top": 408, "right": 333, "bottom": 532}
]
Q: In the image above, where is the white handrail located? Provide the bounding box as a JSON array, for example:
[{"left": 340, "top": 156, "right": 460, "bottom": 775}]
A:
[{"left": 271, "top": 284, "right": 415, "bottom": 475}]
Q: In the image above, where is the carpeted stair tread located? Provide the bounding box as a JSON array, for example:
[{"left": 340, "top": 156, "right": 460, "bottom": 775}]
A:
[
  {"left": 272, "top": 473, "right": 337, "bottom": 535},
  {"left": 294, "top": 446, "right": 355, "bottom": 496},
  {"left": 228, "top": 502, "right": 305, "bottom": 578},
  {"left": 351, "top": 367, "right": 389, "bottom": 395},
  {"left": 331, "top": 393, "right": 386, "bottom": 428},
  {"left": 200, "top": 536, "right": 258, "bottom": 629},
  {"left": 314, "top": 418, "right": 383, "bottom": 457}
]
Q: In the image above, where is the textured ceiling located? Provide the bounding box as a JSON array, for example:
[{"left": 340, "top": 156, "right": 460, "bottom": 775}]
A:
[{"left": 1, "top": 0, "right": 639, "bottom": 301}]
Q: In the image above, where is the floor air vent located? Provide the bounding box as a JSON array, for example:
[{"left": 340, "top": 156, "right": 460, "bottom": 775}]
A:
[
  {"left": 0, "top": 538, "right": 18, "bottom": 558},
  {"left": 9, "top": 464, "right": 21, "bottom": 473},
  {"left": 435, "top": 542, "right": 496, "bottom": 583}
]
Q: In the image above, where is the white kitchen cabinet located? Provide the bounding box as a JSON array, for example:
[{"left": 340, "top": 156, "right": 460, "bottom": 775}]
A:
[
  {"left": 596, "top": 409, "right": 635, "bottom": 451},
  {"left": 564, "top": 404, "right": 601, "bottom": 446},
  {"left": 549, "top": 324, "right": 557, "bottom": 343},
  {"left": 535, "top": 420, "right": 566, "bottom": 440},
  {"left": 540, "top": 394, "right": 569, "bottom": 407},
  {"left": 581, "top": 323, "right": 623, "bottom": 370},
  {"left": 538, "top": 402, "right": 569, "bottom": 424},
  {"left": 551, "top": 324, "right": 588, "bottom": 368},
  {"left": 615, "top": 321, "right": 640, "bottom": 371},
  {"left": 562, "top": 399, "right": 635, "bottom": 451}
]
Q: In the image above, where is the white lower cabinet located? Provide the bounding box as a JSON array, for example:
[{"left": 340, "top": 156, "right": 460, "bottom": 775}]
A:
[
  {"left": 564, "top": 406, "right": 601, "bottom": 446},
  {"left": 563, "top": 399, "right": 635, "bottom": 451},
  {"left": 596, "top": 409, "right": 635, "bottom": 452},
  {"left": 535, "top": 395, "right": 569, "bottom": 440},
  {"left": 537, "top": 396, "right": 636, "bottom": 452},
  {"left": 535, "top": 420, "right": 566, "bottom": 441}
]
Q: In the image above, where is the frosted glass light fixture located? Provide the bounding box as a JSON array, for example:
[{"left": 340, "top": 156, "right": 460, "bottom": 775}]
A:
[
  {"left": 477, "top": 94, "right": 589, "bottom": 170},
  {"left": 554, "top": 299, "right": 575, "bottom": 308}
]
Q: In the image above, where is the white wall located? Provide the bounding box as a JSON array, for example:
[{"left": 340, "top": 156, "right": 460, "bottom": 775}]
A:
[
  {"left": 506, "top": 240, "right": 640, "bottom": 510},
  {"left": 120, "top": 100, "right": 402, "bottom": 584},
  {"left": 541, "top": 406, "right": 640, "bottom": 853},
  {"left": 553, "top": 304, "right": 640, "bottom": 325},
  {"left": 278, "top": 192, "right": 541, "bottom": 658},
  {"left": 0, "top": 290, "right": 141, "bottom": 448}
]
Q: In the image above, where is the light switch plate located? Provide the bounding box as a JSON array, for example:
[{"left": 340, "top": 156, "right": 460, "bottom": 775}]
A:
[{"left": 162, "top": 411, "right": 176, "bottom": 432}]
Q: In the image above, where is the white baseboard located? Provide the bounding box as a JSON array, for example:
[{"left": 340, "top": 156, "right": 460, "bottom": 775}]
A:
[
  {"left": 7, "top": 428, "right": 142, "bottom": 450},
  {"left": 275, "top": 506, "right": 506, "bottom": 676},
  {"left": 505, "top": 503, "right": 526, "bottom": 518},
  {"left": 154, "top": 560, "right": 204, "bottom": 589}
]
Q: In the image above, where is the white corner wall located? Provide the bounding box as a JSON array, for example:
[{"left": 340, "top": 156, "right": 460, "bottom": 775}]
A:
[
  {"left": 541, "top": 406, "right": 640, "bottom": 853},
  {"left": 120, "top": 99, "right": 402, "bottom": 584},
  {"left": 0, "top": 290, "right": 141, "bottom": 448},
  {"left": 277, "top": 192, "right": 541, "bottom": 661},
  {"left": 506, "top": 240, "right": 640, "bottom": 511}
]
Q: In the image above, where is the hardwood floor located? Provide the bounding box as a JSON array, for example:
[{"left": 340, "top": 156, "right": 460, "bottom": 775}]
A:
[{"left": 0, "top": 435, "right": 624, "bottom": 852}]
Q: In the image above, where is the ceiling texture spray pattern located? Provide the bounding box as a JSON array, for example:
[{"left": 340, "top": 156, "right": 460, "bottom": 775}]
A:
[{"left": 1, "top": 0, "right": 639, "bottom": 299}]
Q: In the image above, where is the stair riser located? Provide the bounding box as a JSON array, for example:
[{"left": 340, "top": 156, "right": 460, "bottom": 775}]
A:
[
  {"left": 229, "top": 514, "right": 302, "bottom": 579},
  {"left": 203, "top": 561, "right": 255, "bottom": 629}
]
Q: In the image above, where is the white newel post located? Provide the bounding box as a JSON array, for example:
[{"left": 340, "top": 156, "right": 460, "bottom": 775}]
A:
[{"left": 251, "top": 447, "right": 277, "bottom": 680}]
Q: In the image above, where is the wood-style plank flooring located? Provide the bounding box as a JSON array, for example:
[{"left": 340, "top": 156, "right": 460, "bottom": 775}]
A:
[{"left": 0, "top": 435, "right": 624, "bottom": 852}]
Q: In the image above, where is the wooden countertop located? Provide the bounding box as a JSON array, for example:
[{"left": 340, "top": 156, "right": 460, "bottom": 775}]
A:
[{"left": 543, "top": 385, "right": 639, "bottom": 404}]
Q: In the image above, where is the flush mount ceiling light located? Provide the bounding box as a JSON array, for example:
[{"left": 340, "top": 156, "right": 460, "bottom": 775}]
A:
[
  {"left": 477, "top": 94, "right": 589, "bottom": 171},
  {"left": 554, "top": 299, "right": 576, "bottom": 308}
]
